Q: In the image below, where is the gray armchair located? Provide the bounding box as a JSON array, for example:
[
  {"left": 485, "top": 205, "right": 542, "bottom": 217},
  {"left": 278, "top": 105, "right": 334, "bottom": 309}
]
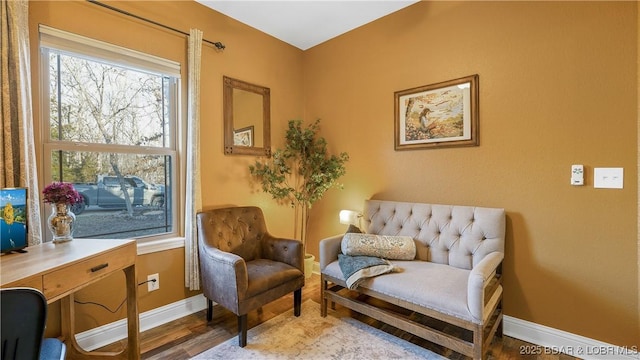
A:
[{"left": 197, "top": 206, "right": 305, "bottom": 347}]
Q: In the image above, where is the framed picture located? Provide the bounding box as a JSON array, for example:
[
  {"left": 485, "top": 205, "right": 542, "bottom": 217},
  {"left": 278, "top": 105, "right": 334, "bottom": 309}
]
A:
[
  {"left": 394, "top": 74, "right": 479, "bottom": 150},
  {"left": 234, "top": 125, "right": 254, "bottom": 147},
  {"left": 1, "top": 187, "right": 28, "bottom": 253}
]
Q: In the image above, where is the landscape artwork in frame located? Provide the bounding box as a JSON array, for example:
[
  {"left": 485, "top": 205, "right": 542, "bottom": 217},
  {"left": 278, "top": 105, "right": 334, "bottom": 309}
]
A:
[
  {"left": 1, "top": 188, "right": 28, "bottom": 253},
  {"left": 394, "top": 74, "right": 479, "bottom": 150},
  {"left": 234, "top": 125, "right": 254, "bottom": 147}
]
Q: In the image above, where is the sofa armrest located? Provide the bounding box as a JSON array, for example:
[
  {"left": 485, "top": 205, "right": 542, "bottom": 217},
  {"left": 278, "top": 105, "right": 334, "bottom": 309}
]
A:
[
  {"left": 262, "top": 236, "right": 304, "bottom": 273},
  {"left": 199, "top": 245, "right": 248, "bottom": 306},
  {"left": 319, "top": 234, "right": 343, "bottom": 271},
  {"left": 467, "top": 251, "right": 504, "bottom": 322}
]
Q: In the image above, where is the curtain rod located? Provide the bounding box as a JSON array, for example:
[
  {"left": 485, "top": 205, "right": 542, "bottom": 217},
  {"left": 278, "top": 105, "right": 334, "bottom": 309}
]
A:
[{"left": 87, "top": 0, "right": 226, "bottom": 50}]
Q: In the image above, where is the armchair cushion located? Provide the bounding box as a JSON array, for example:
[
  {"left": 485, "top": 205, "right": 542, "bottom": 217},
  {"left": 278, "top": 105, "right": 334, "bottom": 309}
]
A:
[{"left": 246, "top": 259, "right": 303, "bottom": 298}]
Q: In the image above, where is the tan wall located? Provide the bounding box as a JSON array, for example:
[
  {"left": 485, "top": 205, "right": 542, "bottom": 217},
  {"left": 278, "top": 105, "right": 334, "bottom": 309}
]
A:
[
  {"left": 28, "top": 0, "right": 638, "bottom": 348},
  {"left": 28, "top": 0, "right": 304, "bottom": 335},
  {"left": 637, "top": 0, "right": 640, "bottom": 333},
  {"left": 303, "top": 1, "right": 638, "bottom": 346}
]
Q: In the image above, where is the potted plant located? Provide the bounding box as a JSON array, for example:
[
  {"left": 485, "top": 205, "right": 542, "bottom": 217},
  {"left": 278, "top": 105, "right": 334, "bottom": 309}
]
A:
[{"left": 249, "top": 119, "right": 349, "bottom": 277}]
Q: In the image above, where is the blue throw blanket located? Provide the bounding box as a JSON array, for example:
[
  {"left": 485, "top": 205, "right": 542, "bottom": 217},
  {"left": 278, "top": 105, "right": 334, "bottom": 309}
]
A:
[{"left": 338, "top": 254, "right": 396, "bottom": 289}]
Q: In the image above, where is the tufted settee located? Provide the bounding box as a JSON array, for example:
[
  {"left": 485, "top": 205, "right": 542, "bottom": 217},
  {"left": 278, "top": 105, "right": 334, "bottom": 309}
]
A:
[{"left": 320, "top": 200, "right": 506, "bottom": 359}]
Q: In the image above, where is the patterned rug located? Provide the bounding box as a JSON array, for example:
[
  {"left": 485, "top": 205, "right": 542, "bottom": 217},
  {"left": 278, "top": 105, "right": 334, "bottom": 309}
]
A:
[{"left": 191, "top": 300, "right": 447, "bottom": 359}]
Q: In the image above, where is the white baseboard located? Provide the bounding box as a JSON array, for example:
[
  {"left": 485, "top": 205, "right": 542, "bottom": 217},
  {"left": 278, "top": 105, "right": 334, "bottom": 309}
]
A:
[
  {"left": 75, "top": 294, "right": 207, "bottom": 352},
  {"left": 74, "top": 278, "right": 637, "bottom": 360},
  {"left": 504, "top": 315, "right": 639, "bottom": 360}
]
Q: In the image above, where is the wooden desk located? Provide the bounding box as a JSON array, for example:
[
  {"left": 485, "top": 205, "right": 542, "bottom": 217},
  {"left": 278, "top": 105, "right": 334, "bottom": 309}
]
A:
[{"left": 0, "top": 239, "right": 139, "bottom": 360}]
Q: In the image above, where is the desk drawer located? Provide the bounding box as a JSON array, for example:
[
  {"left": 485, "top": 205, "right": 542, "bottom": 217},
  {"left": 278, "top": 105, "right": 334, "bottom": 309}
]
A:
[{"left": 43, "top": 244, "right": 134, "bottom": 300}]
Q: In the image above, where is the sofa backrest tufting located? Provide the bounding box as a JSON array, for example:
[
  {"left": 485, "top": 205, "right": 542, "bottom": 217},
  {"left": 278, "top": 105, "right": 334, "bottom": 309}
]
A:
[{"left": 364, "top": 200, "right": 506, "bottom": 270}]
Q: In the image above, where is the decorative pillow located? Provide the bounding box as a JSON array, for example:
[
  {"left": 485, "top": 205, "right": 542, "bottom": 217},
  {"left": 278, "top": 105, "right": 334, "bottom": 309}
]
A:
[{"left": 341, "top": 233, "right": 416, "bottom": 260}]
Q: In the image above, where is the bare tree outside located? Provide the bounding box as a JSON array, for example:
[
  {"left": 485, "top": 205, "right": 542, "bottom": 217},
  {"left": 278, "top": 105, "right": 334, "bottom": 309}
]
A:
[{"left": 46, "top": 52, "right": 174, "bottom": 239}]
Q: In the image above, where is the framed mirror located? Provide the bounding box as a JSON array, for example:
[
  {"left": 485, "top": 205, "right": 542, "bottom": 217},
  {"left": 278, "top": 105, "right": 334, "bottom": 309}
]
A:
[{"left": 223, "top": 76, "right": 271, "bottom": 156}]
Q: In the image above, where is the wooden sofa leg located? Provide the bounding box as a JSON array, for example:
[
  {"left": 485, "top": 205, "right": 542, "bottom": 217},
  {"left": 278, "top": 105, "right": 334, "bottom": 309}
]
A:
[
  {"left": 294, "top": 288, "right": 302, "bottom": 316},
  {"left": 206, "top": 299, "right": 213, "bottom": 322},
  {"left": 496, "top": 301, "right": 504, "bottom": 337},
  {"left": 320, "top": 276, "right": 327, "bottom": 317},
  {"left": 238, "top": 314, "right": 247, "bottom": 347},
  {"left": 473, "top": 324, "right": 483, "bottom": 360}
]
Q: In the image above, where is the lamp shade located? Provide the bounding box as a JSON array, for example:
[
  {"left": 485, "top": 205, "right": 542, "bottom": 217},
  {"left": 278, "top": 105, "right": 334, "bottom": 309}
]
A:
[{"left": 339, "top": 210, "right": 360, "bottom": 225}]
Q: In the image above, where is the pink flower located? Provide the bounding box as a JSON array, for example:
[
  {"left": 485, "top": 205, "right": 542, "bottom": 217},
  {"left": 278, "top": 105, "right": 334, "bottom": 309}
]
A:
[{"left": 42, "top": 182, "right": 83, "bottom": 205}]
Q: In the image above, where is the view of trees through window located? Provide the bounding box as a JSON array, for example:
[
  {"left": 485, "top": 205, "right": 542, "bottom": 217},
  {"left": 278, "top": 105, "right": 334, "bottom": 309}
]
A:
[{"left": 45, "top": 51, "right": 176, "bottom": 240}]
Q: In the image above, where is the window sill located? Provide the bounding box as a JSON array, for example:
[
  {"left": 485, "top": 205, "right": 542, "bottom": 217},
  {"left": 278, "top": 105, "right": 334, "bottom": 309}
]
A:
[{"left": 137, "top": 237, "right": 185, "bottom": 255}]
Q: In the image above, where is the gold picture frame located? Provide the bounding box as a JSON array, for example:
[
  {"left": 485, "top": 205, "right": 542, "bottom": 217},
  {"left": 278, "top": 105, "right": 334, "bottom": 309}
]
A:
[{"left": 394, "top": 74, "right": 479, "bottom": 150}]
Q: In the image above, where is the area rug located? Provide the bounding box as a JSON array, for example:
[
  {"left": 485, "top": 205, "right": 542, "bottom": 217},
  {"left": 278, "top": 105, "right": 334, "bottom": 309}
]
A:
[{"left": 191, "top": 300, "right": 447, "bottom": 359}]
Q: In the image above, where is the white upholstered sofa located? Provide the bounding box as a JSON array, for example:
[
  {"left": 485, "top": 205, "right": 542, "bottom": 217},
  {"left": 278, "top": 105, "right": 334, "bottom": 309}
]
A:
[{"left": 319, "top": 199, "right": 506, "bottom": 359}]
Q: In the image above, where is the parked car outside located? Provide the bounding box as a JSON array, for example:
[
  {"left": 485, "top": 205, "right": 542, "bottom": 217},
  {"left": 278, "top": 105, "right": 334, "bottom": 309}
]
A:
[{"left": 72, "top": 175, "right": 164, "bottom": 214}]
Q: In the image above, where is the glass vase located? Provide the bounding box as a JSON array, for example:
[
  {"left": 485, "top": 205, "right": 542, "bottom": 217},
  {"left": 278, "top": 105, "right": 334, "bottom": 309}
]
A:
[{"left": 48, "top": 203, "right": 76, "bottom": 243}]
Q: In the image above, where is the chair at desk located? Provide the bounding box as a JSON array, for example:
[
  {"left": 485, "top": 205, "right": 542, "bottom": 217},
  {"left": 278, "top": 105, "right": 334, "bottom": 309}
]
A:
[{"left": 0, "top": 287, "right": 66, "bottom": 360}]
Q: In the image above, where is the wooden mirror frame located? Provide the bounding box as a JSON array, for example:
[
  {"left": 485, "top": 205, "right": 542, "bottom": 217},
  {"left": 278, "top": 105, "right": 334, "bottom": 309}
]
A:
[{"left": 223, "top": 76, "right": 271, "bottom": 156}]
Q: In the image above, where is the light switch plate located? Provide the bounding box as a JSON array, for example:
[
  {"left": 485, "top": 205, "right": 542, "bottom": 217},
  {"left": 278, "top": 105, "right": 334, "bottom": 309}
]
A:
[{"left": 594, "top": 167, "right": 623, "bottom": 189}]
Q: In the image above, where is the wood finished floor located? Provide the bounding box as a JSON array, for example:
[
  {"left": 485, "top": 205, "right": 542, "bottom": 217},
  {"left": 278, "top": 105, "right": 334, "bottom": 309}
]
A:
[{"left": 103, "top": 274, "right": 578, "bottom": 360}]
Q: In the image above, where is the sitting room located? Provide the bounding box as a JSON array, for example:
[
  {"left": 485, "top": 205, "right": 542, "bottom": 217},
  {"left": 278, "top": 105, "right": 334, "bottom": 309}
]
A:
[{"left": 1, "top": 1, "right": 638, "bottom": 359}]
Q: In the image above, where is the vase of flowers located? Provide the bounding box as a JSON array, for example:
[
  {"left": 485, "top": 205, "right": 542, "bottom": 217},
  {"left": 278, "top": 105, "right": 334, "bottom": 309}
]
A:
[{"left": 43, "top": 182, "right": 83, "bottom": 243}]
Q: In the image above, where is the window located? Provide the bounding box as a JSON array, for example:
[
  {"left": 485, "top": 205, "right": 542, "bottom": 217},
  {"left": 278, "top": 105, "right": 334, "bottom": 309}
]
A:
[{"left": 40, "top": 26, "right": 180, "bottom": 241}]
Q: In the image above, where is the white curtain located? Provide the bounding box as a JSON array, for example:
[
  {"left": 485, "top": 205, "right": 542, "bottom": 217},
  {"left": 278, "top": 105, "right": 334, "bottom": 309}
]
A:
[
  {"left": 184, "top": 28, "right": 203, "bottom": 290},
  {"left": 1, "top": 0, "right": 43, "bottom": 245}
]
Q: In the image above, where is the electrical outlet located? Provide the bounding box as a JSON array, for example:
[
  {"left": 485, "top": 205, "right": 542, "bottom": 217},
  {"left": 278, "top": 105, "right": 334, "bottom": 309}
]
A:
[{"left": 148, "top": 273, "right": 159, "bottom": 292}]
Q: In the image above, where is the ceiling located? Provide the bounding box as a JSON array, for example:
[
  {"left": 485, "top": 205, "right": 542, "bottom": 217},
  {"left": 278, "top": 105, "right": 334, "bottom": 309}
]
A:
[{"left": 196, "top": 0, "right": 419, "bottom": 50}]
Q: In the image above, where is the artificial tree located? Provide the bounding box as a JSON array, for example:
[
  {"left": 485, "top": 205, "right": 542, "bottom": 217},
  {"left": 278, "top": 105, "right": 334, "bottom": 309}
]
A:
[{"left": 249, "top": 119, "right": 349, "bottom": 263}]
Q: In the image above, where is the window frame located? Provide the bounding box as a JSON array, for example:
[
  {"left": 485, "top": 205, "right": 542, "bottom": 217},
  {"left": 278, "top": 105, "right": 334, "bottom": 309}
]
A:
[{"left": 39, "top": 25, "right": 183, "bottom": 247}]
